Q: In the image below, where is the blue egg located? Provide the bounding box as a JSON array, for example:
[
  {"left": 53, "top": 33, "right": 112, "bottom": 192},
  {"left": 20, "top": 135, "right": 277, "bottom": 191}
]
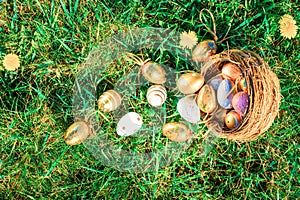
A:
[
  {"left": 217, "top": 79, "right": 235, "bottom": 109},
  {"left": 209, "top": 76, "right": 223, "bottom": 91}
]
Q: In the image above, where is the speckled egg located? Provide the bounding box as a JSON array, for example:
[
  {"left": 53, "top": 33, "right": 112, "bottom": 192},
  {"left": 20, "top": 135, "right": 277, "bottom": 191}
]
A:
[
  {"left": 217, "top": 79, "right": 235, "bottom": 109},
  {"left": 232, "top": 92, "right": 249, "bottom": 117},
  {"left": 225, "top": 111, "right": 242, "bottom": 130},
  {"left": 116, "top": 112, "right": 143, "bottom": 136},
  {"left": 197, "top": 84, "right": 217, "bottom": 113},
  {"left": 221, "top": 62, "right": 242, "bottom": 82}
]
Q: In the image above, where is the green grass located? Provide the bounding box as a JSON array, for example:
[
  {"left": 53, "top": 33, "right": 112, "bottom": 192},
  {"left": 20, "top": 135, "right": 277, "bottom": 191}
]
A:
[{"left": 1, "top": 0, "right": 299, "bottom": 199}]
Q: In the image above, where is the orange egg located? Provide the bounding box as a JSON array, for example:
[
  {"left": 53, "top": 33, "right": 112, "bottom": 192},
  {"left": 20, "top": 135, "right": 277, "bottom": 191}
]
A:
[
  {"left": 225, "top": 111, "right": 242, "bottom": 130},
  {"left": 222, "top": 62, "right": 242, "bottom": 82}
]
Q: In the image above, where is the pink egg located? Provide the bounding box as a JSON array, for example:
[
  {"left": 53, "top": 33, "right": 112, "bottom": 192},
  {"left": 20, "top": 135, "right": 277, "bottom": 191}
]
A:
[{"left": 232, "top": 92, "right": 249, "bottom": 116}]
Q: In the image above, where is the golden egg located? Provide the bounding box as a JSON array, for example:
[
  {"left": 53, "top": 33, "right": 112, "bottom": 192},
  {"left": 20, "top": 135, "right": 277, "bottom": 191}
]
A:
[
  {"left": 192, "top": 40, "right": 216, "bottom": 62},
  {"left": 64, "top": 121, "right": 91, "bottom": 145},
  {"left": 97, "top": 90, "right": 122, "bottom": 112},
  {"left": 197, "top": 84, "right": 217, "bottom": 113},
  {"left": 221, "top": 62, "right": 242, "bottom": 82},
  {"left": 162, "top": 122, "right": 193, "bottom": 142},
  {"left": 177, "top": 72, "right": 204, "bottom": 94},
  {"left": 225, "top": 111, "right": 242, "bottom": 130},
  {"left": 142, "top": 62, "right": 167, "bottom": 84}
]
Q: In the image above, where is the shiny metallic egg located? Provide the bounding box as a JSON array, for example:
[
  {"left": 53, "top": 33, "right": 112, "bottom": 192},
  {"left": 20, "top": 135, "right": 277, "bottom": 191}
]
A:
[
  {"left": 177, "top": 72, "right": 204, "bottom": 94},
  {"left": 225, "top": 111, "right": 242, "bottom": 130},
  {"left": 64, "top": 121, "right": 91, "bottom": 145},
  {"left": 197, "top": 84, "right": 217, "bottom": 113},
  {"left": 97, "top": 90, "right": 122, "bottom": 112},
  {"left": 192, "top": 40, "right": 216, "bottom": 62},
  {"left": 221, "top": 62, "right": 242, "bottom": 82},
  {"left": 238, "top": 78, "right": 248, "bottom": 92},
  {"left": 217, "top": 79, "right": 235, "bottom": 109},
  {"left": 162, "top": 122, "right": 193, "bottom": 142}
]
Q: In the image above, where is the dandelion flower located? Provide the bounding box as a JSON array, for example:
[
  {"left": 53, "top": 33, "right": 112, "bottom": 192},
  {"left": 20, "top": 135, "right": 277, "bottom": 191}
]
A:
[
  {"left": 180, "top": 30, "right": 198, "bottom": 49},
  {"left": 3, "top": 54, "right": 20, "bottom": 71},
  {"left": 279, "top": 14, "right": 298, "bottom": 39}
]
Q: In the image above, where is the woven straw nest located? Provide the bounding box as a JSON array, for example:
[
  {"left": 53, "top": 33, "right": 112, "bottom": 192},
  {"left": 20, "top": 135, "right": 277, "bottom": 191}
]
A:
[{"left": 200, "top": 49, "right": 281, "bottom": 141}]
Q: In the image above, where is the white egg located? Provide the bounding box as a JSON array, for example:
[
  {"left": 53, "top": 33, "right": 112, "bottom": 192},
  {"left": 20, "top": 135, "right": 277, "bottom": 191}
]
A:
[
  {"left": 116, "top": 112, "right": 143, "bottom": 136},
  {"left": 177, "top": 95, "right": 201, "bottom": 124},
  {"left": 146, "top": 85, "right": 167, "bottom": 107}
]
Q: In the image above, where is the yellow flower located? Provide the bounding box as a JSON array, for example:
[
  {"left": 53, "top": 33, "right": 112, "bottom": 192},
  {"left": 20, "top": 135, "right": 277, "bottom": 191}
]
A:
[
  {"left": 3, "top": 54, "right": 20, "bottom": 71},
  {"left": 180, "top": 30, "right": 198, "bottom": 49},
  {"left": 279, "top": 14, "right": 298, "bottom": 39}
]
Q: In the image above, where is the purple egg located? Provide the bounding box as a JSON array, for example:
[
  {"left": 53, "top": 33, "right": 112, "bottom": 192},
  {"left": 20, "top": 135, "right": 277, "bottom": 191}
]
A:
[
  {"left": 217, "top": 79, "right": 235, "bottom": 109},
  {"left": 232, "top": 92, "right": 249, "bottom": 116}
]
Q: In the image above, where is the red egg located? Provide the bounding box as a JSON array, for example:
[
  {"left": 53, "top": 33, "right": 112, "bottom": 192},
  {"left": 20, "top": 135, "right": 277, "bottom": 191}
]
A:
[
  {"left": 232, "top": 92, "right": 249, "bottom": 117},
  {"left": 222, "top": 62, "right": 242, "bottom": 82}
]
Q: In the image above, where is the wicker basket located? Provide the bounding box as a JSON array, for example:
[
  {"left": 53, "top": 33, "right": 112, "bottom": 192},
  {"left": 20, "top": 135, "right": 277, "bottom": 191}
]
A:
[{"left": 200, "top": 49, "right": 281, "bottom": 141}]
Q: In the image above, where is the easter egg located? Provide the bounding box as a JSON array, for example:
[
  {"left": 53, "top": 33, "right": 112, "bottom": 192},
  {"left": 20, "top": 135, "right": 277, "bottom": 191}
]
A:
[
  {"left": 208, "top": 76, "right": 223, "bottom": 91},
  {"left": 192, "top": 40, "right": 216, "bottom": 62},
  {"left": 238, "top": 78, "right": 248, "bottom": 92},
  {"left": 225, "top": 111, "right": 242, "bottom": 130},
  {"left": 217, "top": 79, "right": 235, "bottom": 109},
  {"left": 97, "top": 90, "right": 122, "bottom": 112},
  {"left": 177, "top": 72, "right": 204, "bottom": 94},
  {"left": 142, "top": 62, "right": 167, "bottom": 84},
  {"left": 177, "top": 95, "right": 200, "bottom": 124},
  {"left": 197, "top": 84, "right": 217, "bottom": 113},
  {"left": 116, "top": 112, "right": 143, "bottom": 136},
  {"left": 222, "top": 62, "right": 242, "bottom": 82},
  {"left": 146, "top": 85, "right": 167, "bottom": 107},
  {"left": 64, "top": 121, "right": 91, "bottom": 145},
  {"left": 162, "top": 122, "right": 193, "bottom": 142},
  {"left": 232, "top": 92, "right": 249, "bottom": 117},
  {"left": 213, "top": 107, "right": 227, "bottom": 124}
]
